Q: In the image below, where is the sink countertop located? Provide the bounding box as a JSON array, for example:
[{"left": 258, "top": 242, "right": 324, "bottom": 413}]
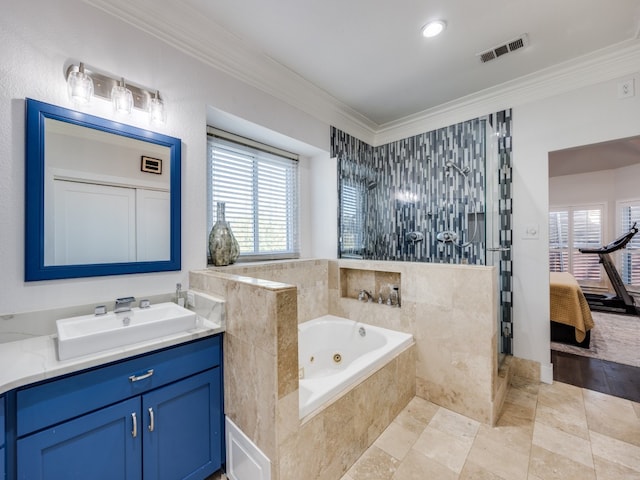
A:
[{"left": 0, "top": 319, "right": 224, "bottom": 396}]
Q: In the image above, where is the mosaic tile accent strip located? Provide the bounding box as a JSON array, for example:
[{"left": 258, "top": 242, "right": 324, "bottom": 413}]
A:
[{"left": 492, "top": 109, "right": 513, "bottom": 354}]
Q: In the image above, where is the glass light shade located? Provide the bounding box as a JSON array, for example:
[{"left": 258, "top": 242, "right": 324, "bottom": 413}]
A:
[
  {"left": 149, "top": 96, "right": 166, "bottom": 125},
  {"left": 67, "top": 67, "right": 94, "bottom": 105},
  {"left": 422, "top": 20, "right": 446, "bottom": 38},
  {"left": 111, "top": 84, "right": 133, "bottom": 115}
]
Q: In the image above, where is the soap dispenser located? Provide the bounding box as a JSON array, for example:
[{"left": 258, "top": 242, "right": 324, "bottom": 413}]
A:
[{"left": 175, "top": 283, "right": 186, "bottom": 307}]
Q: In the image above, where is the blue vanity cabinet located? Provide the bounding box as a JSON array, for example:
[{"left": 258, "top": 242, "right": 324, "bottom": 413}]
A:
[
  {"left": 142, "top": 368, "right": 222, "bottom": 480},
  {"left": 13, "top": 335, "right": 223, "bottom": 480},
  {"left": 17, "top": 398, "right": 141, "bottom": 479},
  {"left": 1, "top": 395, "right": 5, "bottom": 480}
]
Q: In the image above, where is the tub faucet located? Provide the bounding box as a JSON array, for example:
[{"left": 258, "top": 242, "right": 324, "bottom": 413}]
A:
[
  {"left": 115, "top": 296, "right": 136, "bottom": 313},
  {"left": 358, "top": 290, "right": 373, "bottom": 302}
]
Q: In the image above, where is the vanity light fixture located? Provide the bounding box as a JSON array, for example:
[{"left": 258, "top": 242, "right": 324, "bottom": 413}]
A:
[
  {"left": 111, "top": 77, "right": 134, "bottom": 116},
  {"left": 421, "top": 20, "right": 447, "bottom": 38},
  {"left": 66, "top": 62, "right": 94, "bottom": 105},
  {"left": 65, "top": 62, "right": 167, "bottom": 122},
  {"left": 149, "top": 90, "right": 166, "bottom": 125}
]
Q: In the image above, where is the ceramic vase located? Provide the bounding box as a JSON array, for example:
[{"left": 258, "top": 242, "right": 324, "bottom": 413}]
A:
[{"left": 209, "top": 202, "right": 240, "bottom": 266}]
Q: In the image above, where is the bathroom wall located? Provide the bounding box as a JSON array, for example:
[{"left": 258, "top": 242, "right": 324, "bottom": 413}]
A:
[
  {"left": 513, "top": 73, "right": 640, "bottom": 379},
  {"left": 0, "top": 0, "right": 335, "bottom": 315}
]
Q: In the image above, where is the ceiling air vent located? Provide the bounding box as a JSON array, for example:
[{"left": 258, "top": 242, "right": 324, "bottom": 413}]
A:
[{"left": 477, "top": 34, "right": 529, "bottom": 63}]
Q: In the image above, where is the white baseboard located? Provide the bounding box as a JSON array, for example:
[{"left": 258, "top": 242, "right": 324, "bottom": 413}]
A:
[
  {"left": 540, "top": 363, "right": 553, "bottom": 384},
  {"left": 225, "top": 416, "right": 271, "bottom": 480}
]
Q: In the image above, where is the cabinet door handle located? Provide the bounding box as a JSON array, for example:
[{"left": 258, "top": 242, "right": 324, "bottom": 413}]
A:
[
  {"left": 131, "top": 412, "right": 138, "bottom": 438},
  {"left": 129, "top": 369, "right": 154, "bottom": 382},
  {"left": 148, "top": 407, "right": 155, "bottom": 432}
]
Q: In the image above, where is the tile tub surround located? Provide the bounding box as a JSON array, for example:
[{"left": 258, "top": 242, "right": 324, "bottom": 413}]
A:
[
  {"left": 190, "top": 267, "right": 415, "bottom": 480},
  {"left": 279, "top": 345, "right": 415, "bottom": 480},
  {"left": 209, "top": 258, "right": 506, "bottom": 424},
  {"left": 210, "top": 259, "right": 330, "bottom": 323},
  {"left": 330, "top": 259, "right": 503, "bottom": 425}
]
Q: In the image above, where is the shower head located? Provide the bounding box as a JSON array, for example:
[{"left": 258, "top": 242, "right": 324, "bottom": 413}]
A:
[{"left": 444, "top": 161, "right": 470, "bottom": 176}]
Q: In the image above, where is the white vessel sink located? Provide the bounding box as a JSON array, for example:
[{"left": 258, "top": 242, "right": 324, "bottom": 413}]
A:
[{"left": 56, "top": 302, "right": 197, "bottom": 360}]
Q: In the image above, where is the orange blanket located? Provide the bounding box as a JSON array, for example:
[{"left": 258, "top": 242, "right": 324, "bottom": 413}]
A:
[{"left": 550, "top": 272, "right": 595, "bottom": 342}]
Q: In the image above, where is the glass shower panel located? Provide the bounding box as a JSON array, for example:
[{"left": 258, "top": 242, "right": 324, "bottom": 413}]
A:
[{"left": 484, "top": 115, "right": 513, "bottom": 361}]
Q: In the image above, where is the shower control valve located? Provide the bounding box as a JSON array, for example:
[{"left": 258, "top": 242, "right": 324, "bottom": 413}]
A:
[
  {"left": 406, "top": 231, "right": 424, "bottom": 243},
  {"left": 437, "top": 230, "right": 458, "bottom": 243}
]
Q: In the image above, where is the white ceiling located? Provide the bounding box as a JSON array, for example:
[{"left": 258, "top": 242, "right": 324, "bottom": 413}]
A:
[
  {"left": 549, "top": 135, "right": 640, "bottom": 178},
  {"left": 87, "top": 0, "right": 640, "bottom": 127}
]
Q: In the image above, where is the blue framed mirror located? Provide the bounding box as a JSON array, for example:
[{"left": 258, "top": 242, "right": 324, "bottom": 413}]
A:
[{"left": 25, "top": 98, "right": 181, "bottom": 281}]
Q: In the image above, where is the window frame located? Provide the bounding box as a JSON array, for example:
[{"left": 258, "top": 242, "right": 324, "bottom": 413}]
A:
[
  {"left": 549, "top": 203, "right": 605, "bottom": 286},
  {"left": 616, "top": 198, "right": 640, "bottom": 290},
  {"left": 206, "top": 129, "right": 300, "bottom": 263}
]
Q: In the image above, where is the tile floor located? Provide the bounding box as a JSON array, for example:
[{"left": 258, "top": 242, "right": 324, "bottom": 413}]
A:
[
  {"left": 210, "top": 377, "right": 640, "bottom": 480},
  {"left": 340, "top": 377, "right": 640, "bottom": 480}
]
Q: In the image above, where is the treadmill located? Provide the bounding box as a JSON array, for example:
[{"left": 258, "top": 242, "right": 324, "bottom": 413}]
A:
[{"left": 579, "top": 222, "right": 639, "bottom": 316}]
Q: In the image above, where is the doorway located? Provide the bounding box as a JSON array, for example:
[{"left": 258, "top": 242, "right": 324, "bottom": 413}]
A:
[{"left": 548, "top": 135, "right": 640, "bottom": 401}]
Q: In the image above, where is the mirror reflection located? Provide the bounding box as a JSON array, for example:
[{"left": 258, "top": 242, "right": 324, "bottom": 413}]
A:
[
  {"left": 44, "top": 119, "right": 171, "bottom": 265},
  {"left": 25, "top": 98, "right": 182, "bottom": 281}
]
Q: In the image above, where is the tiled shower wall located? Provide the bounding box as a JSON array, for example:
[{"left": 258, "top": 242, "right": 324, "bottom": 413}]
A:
[
  {"left": 331, "top": 112, "right": 512, "bottom": 266},
  {"left": 331, "top": 110, "right": 514, "bottom": 353},
  {"left": 493, "top": 109, "right": 514, "bottom": 354}
]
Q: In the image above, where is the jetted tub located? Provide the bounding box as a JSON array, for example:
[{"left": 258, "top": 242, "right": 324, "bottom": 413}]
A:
[{"left": 298, "top": 315, "right": 414, "bottom": 419}]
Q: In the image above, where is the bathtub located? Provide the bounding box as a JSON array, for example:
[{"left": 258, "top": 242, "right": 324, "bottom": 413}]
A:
[{"left": 298, "top": 314, "right": 414, "bottom": 419}]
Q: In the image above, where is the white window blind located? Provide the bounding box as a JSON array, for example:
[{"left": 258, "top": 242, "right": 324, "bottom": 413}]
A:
[
  {"left": 340, "top": 182, "right": 364, "bottom": 256},
  {"left": 572, "top": 208, "right": 602, "bottom": 281},
  {"left": 207, "top": 131, "right": 299, "bottom": 261},
  {"left": 549, "top": 205, "right": 603, "bottom": 284},
  {"left": 619, "top": 200, "right": 640, "bottom": 287},
  {"left": 549, "top": 210, "right": 569, "bottom": 272}
]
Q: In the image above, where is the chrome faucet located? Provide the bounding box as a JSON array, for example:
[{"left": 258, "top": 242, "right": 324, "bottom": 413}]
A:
[
  {"left": 358, "top": 290, "right": 374, "bottom": 302},
  {"left": 114, "top": 296, "right": 136, "bottom": 313}
]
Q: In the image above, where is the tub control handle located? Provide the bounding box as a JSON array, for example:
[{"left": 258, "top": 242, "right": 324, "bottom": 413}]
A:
[
  {"left": 148, "top": 407, "right": 155, "bottom": 432},
  {"left": 131, "top": 412, "right": 138, "bottom": 438},
  {"left": 129, "top": 369, "right": 154, "bottom": 382}
]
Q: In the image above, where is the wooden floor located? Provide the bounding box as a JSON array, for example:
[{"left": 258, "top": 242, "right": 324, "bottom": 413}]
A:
[{"left": 551, "top": 349, "right": 640, "bottom": 403}]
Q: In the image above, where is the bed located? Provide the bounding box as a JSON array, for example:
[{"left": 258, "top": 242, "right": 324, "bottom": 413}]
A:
[{"left": 550, "top": 272, "right": 595, "bottom": 347}]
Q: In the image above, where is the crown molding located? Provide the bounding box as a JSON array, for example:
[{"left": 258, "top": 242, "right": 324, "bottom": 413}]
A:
[
  {"left": 83, "top": 1, "right": 640, "bottom": 148},
  {"left": 374, "top": 40, "right": 640, "bottom": 145},
  {"left": 83, "top": 0, "right": 379, "bottom": 143}
]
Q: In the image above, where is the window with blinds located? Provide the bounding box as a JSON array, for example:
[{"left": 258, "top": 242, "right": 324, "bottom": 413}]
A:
[
  {"left": 619, "top": 200, "right": 640, "bottom": 287},
  {"left": 207, "top": 130, "right": 299, "bottom": 261},
  {"left": 549, "top": 210, "right": 569, "bottom": 272},
  {"left": 340, "top": 182, "right": 364, "bottom": 256},
  {"left": 549, "top": 205, "right": 603, "bottom": 284}
]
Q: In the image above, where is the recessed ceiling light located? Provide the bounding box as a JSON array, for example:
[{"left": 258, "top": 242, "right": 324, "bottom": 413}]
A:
[{"left": 422, "top": 20, "right": 446, "bottom": 38}]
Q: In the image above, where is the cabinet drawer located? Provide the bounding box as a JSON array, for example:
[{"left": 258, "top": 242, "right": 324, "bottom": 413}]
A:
[{"left": 17, "top": 335, "right": 221, "bottom": 437}]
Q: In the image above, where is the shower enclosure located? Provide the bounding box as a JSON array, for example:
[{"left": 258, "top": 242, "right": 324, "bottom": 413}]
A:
[{"left": 332, "top": 111, "right": 513, "bottom": 361}]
